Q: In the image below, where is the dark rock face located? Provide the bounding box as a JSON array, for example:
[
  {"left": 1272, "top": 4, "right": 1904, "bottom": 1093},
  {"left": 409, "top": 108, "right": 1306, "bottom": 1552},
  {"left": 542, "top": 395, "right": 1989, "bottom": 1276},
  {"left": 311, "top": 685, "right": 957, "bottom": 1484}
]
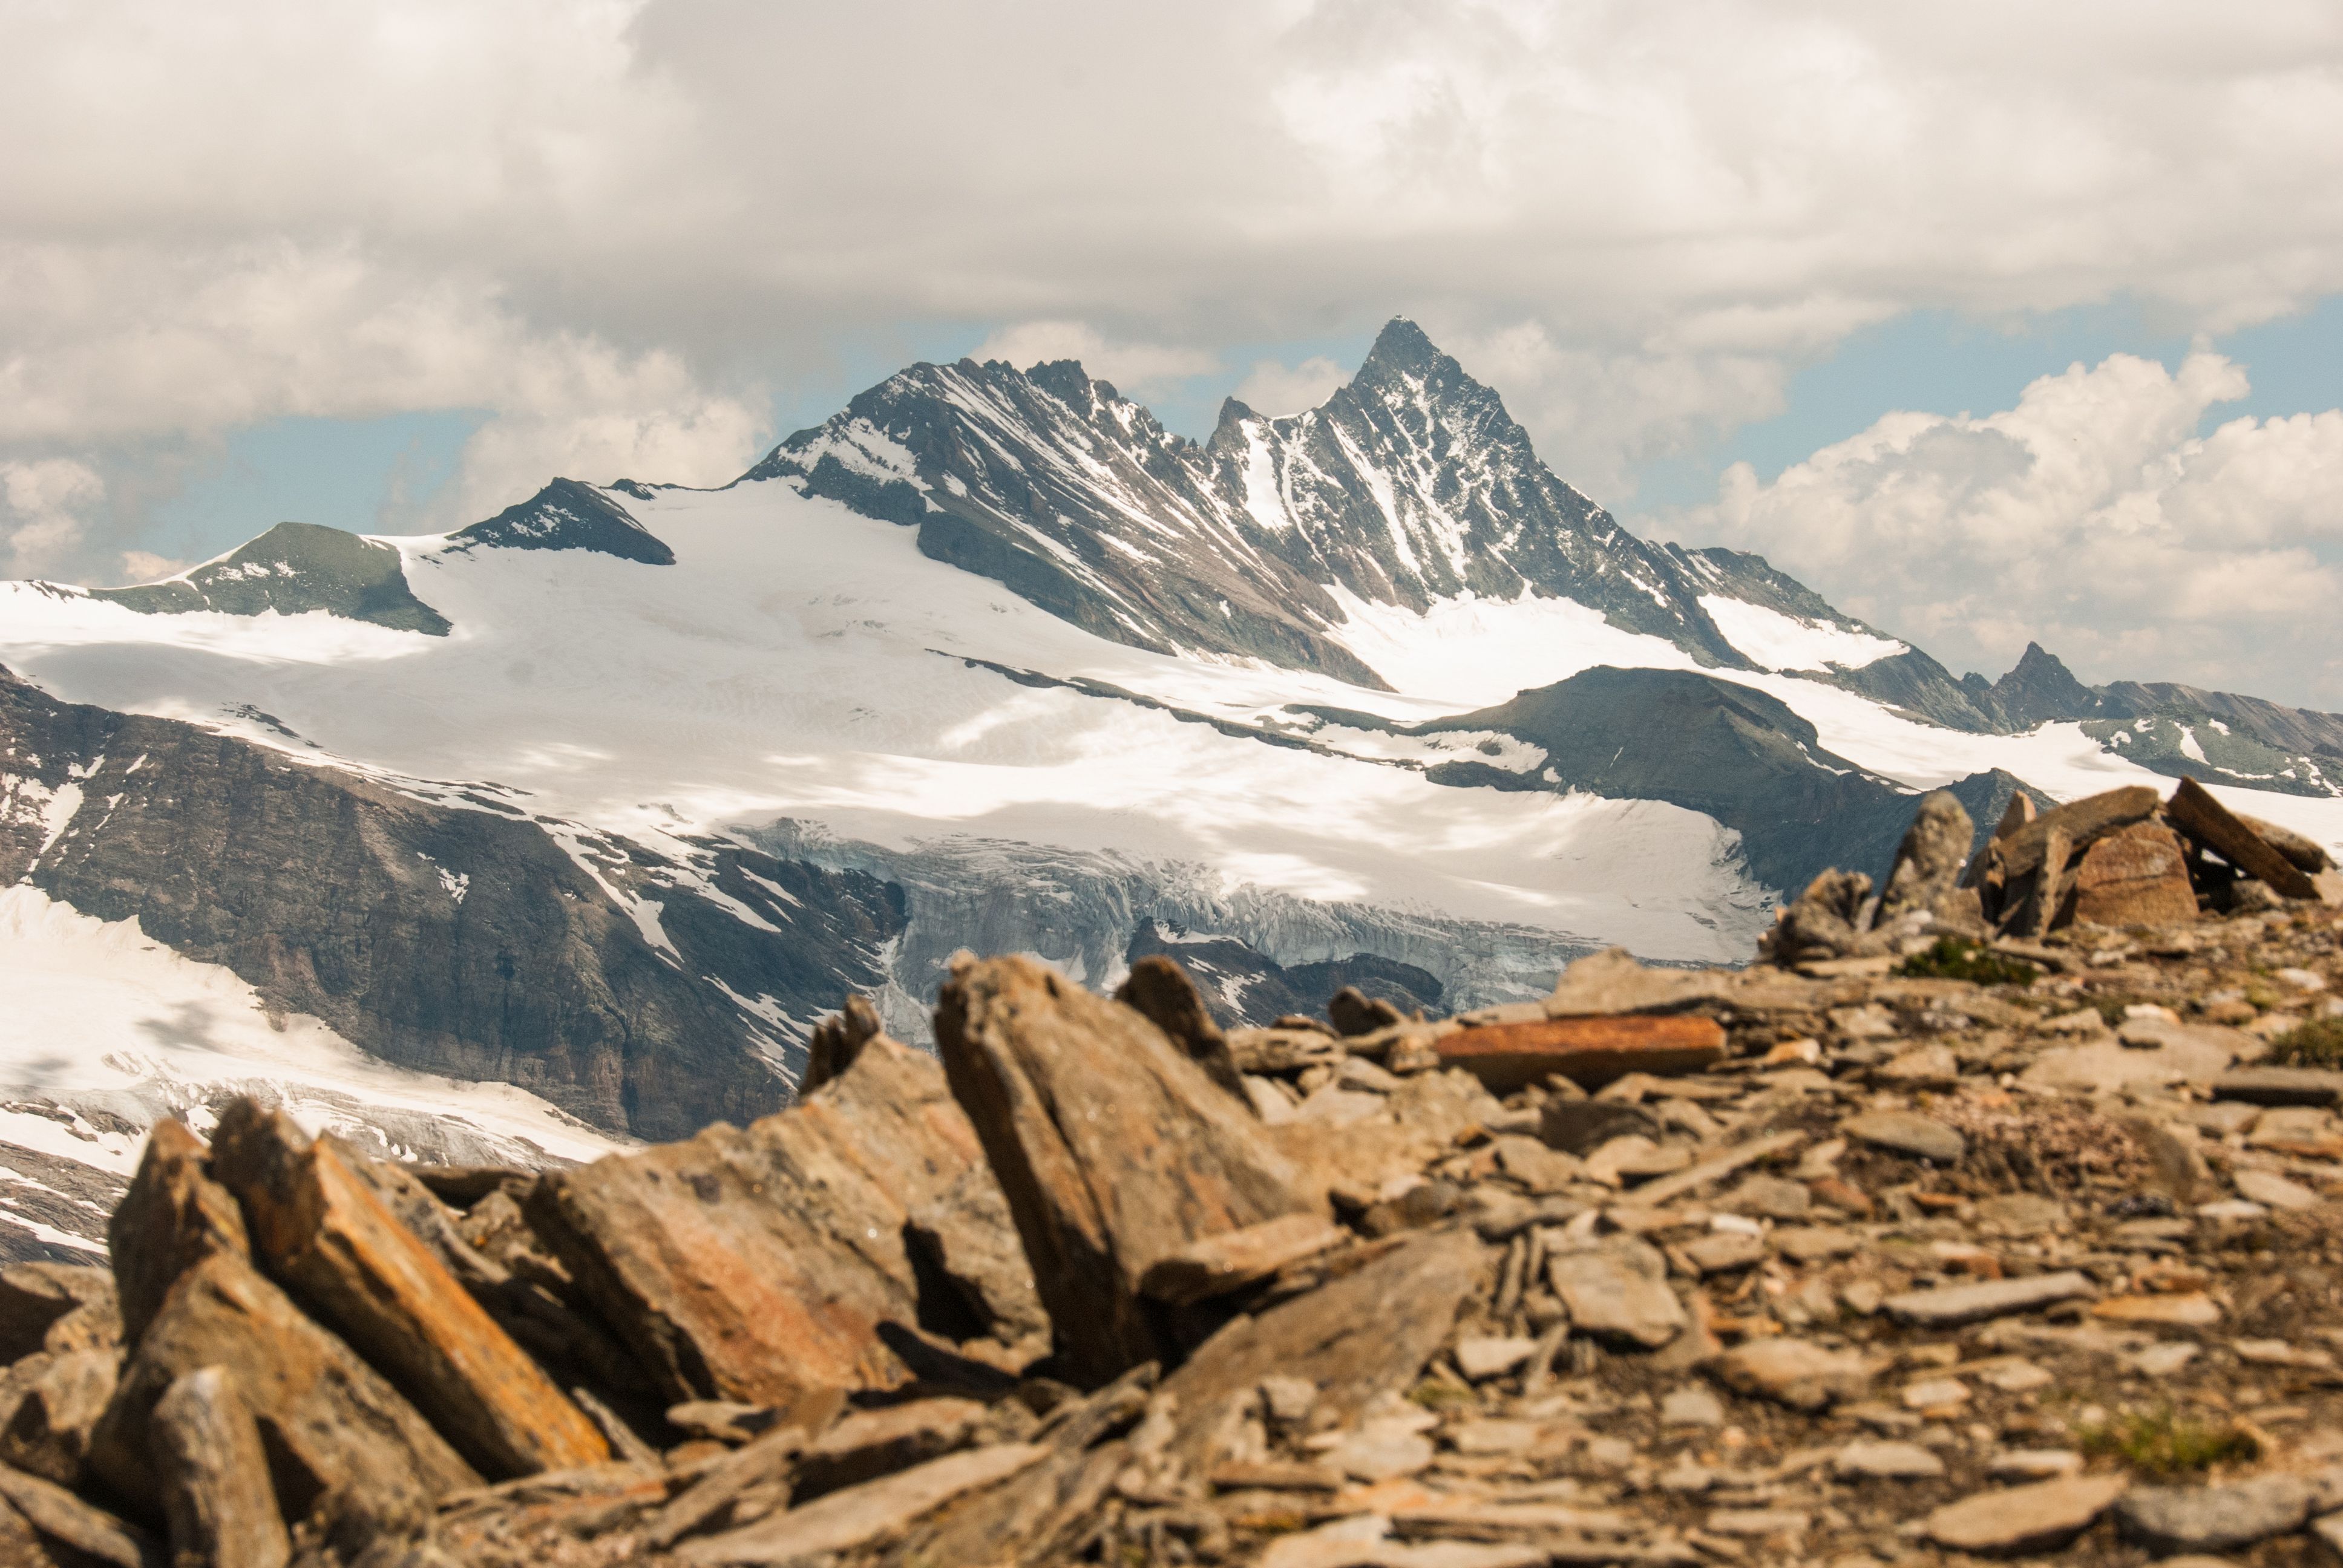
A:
[
  {"left": 88, "top": 521, "right": 450, "bottom": 635},
  {"left": 746, "top": 318, "right": 1814, "bottom": 687},
  {"left": 446, "top": 479, "right": 675, "bottom": 566},
  {"left": 1414, "top": 668, "right": 1917, "bottom": 898},
  {"left": 1409, "top": 667, "right": 2033, "bottom": 901},
  {"left": 1985, "top": 641, "right": 2105, "bottom": 727},
  {"left": 1122, "top": 919, "right": 1441, "bottom": 1027},
  {"left": 1, "top": 670, "right": 905, "bottom": 1140},
  {"left": 1969, "top": 641, "right": 2343, "bottom": 795}
]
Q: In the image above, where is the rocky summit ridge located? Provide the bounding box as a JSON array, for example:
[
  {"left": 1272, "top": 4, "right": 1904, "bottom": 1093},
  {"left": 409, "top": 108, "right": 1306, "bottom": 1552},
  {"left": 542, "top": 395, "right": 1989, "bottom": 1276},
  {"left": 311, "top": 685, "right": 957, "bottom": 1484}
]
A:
[{"left": 5, "top": 782, "right": 2343, "bottom": 1567}]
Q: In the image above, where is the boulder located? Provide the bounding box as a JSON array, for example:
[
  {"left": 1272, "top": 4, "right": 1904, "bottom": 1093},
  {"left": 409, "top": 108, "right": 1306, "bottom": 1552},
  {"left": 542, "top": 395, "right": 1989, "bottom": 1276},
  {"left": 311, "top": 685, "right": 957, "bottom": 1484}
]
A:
[
  {"left": 1538, "top": 1100, "right": 1663, "bottom": 1157},
  {"left": 1328, "top": 987, "right": 1405, "bottom": 1037},
  {"left": 1136, "top": 1213, "right": 1350, "bottom": 1306},
  {"left": 106, "top": 1119, "right": 250, "bottom": 1349},
  {"left": 152, "top": 1367, "right": 292, "bottom": 1568},
  {"left": 1995, "top": 786, "right": 2161, "bottom": 879},
  {"left": 1711, "top": 1338, "right": 1872, "bottom": 1410},
  {"left": 793, "top": 1397, "right": 988, "bottom": 1500},
  {"left": 2236, "top": 812, "right": 2334, "bottom": 874},
  {"left": 1842, "top": 1110, "right": 1967, "bottom": 1164},
  {"left": 1541, "top": 949, "right": 1731, "bottom": 1017},
  {"left": 2115, "top": 1475, "right": 2315, "bottom": 1555},
  {"left": 803, "top": 993, "right": 886, "bottom": 1094},
  {"left": 2168, "top": 777, "right": 2319, "bottom": 900},
  {"left": 2071, "top": 821, "right": 2198, "bottom": 927},
  {"left": 2164, "top": 778, "right": 2315, "bottom": 900},
  {"left": 1772, "top": 869, "right": 1875, "bottom": 962},
  {"left": 1432, "top": 1014, "right": 1725, "bottom": 1094},
  {"left": 88, "top": 1252, "right": 477, "bottom": 1529},
  {"left": 0, "top": 1348, "right": 117, "bottom": 1485},
  {"left": 903, "top": 1167, "right": 1050, "bottom": 1344},
  {"left": 208, "top": 1100, "right": 609, "bottom": 1480},
  {"left": 1883, "top": 1270, "right": 2096, "bottom": 1327},
  {"left": 1875, "top": 791, "right": 1976, "bottom": 927},
  {"left": 1114, "top": 955, "right": 1247, "bottom": 1100},
  {"left": 0, "top": 1266, "right": 118, "bottom": 1362},
  {"left": 530, "top": 1033, "right": 1035, "bottom": 1406},
  {"left": 0, "top": 1466, "right": 161, "bottom": 1568},
  {"left": 1545, "top": 1236, "right": 1684, "bottom": 1348},
  {"left": 935, "top": 956, "right": 1322, "bottom": 1385},
  {"left": 1155, "top": 1227, "right": 1484, "bottom": 1471}
]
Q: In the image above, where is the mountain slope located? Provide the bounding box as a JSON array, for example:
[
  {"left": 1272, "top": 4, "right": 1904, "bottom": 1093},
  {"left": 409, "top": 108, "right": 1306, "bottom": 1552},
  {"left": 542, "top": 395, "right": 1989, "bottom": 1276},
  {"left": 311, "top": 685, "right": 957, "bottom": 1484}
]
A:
[
  {"left": 88, "top": 521, "right": 451, "bottom": 633},
  {"left": 2, "top": 665, "right": 905, "bottom": 1140}
]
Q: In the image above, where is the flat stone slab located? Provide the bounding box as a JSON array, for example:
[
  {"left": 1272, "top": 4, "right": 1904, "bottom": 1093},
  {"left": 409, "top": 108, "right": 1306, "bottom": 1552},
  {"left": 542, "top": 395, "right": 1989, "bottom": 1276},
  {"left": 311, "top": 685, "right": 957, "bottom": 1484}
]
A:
[
  {"left": 1925, "top": 1472, "right": 2129, "bottom": 1555},
  {"left": 1434, "top": 1013, "right": 1726, "bottom": 1094},
  {"left": 1843, "top": 1110, "right": 1966, "bottom": 1164},
  {"left": 1138, "top": 1212, "right": 1349, "bottom": 1305},
  {"left": 678, "top": 1442, "right": 1047, "bottom": 1564},
  {"left": 2215, "top": 1067, "right": 2343, "bottom": 1106},
  {"left": 1710, "top": 1339, "right": 1873, "bottom": 1410},
  {"left": 1884, "top": 1270, "right": 2096, "bottom": 1327},
  {"left": 2115, "top": 1475, "right": 2316, "bottom": 1555}
]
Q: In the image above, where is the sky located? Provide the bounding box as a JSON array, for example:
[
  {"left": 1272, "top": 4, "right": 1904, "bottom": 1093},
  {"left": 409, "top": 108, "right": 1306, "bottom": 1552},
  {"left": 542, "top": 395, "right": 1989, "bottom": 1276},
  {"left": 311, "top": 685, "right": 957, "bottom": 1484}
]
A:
[{"left": 3, "top": 1, "right": 2342, "bottom": 706}]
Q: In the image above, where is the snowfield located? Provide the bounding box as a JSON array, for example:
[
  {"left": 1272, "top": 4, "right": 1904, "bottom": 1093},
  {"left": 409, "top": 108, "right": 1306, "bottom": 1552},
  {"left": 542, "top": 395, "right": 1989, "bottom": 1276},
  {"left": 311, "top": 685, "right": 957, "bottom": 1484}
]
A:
[
  {"left": 0, "top": 884, "right": 627, "bottom": 1181},
  {"left": 4, "top": 475, "right": 2339, "bottom": 1001}
]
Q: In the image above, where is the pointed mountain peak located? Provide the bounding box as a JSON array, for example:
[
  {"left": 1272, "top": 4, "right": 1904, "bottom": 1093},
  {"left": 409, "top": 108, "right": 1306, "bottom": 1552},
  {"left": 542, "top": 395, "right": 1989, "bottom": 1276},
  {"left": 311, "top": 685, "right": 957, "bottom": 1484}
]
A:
[
  {"left": 1359, "top": 316, "right": 1443, "bottom": 377},
  {"left": 1991, "top": 641, "right": 2100, "bottom": 724},
  {"left": 450, "top": 479, "right": 674, "bottom": 566}
]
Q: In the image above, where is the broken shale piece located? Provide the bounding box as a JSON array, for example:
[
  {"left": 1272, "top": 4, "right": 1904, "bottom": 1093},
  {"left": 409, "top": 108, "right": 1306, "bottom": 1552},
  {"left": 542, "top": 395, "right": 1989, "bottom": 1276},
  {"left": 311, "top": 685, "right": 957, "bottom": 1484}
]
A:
[
  {"left": 153, "top": 1367, "right": 292, "bottom": 1568},
  {"left": 209, "top": 1100, "right": 609, "bottom": 1479},
  {"left": 2166, "top": 776, "right": 2319, "bottom": 901},
  {"left": 936, "top": 955, "right": 1323, "bottom": 1386},
  {"left": 1434, "top": 1013, "right": 1726, "bottom": 1094}
]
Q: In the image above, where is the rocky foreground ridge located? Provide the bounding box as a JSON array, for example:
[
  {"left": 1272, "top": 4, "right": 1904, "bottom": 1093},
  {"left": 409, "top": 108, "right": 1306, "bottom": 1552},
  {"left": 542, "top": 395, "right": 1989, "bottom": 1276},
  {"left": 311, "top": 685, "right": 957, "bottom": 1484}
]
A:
[{"left": 4, "top": 783, "right": 2343, "bottom": 1566}]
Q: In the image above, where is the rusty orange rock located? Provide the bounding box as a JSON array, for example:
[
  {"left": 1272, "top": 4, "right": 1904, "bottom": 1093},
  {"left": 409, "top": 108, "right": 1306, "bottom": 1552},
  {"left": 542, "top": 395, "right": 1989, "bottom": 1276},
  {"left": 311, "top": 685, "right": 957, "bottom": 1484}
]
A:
[
  {"left": 209, "top": 1101, "right": 609, "bottom": 1479},
  {"left": 1433, "top": 1014, "right": 1726, "bottom": 1094}
]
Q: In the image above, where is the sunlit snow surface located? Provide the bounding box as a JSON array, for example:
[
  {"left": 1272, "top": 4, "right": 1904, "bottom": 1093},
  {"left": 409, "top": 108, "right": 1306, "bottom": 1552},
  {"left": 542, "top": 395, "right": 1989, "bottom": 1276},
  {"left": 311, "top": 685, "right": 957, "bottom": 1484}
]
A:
[
  {"left": 1695, "top": 595, "right": 1906, "bottom": 673},
  {"left": 5, "top": 479, "right": 2341, "bottom": 1006},
  {"left": 0, "top": 886, "right": 626, "bottom": 1176}
]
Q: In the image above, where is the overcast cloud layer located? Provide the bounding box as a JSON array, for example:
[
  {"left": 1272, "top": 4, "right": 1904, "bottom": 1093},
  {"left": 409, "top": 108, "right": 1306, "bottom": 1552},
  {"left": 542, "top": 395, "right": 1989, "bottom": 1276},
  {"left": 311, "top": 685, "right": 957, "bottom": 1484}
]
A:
[{"left": 4, "top": 1, "right": 2341, "bottom": 702}]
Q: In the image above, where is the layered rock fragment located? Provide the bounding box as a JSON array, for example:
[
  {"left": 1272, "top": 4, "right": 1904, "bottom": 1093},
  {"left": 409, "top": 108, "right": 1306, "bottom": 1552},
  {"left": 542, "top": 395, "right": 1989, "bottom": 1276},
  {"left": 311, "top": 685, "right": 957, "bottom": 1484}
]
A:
[
  {"left": 936, "top": 955, "right": 1323, "bottom": 1385},
  {"left": 208, "top": 1101, "right": 609, "bottom": 1478},
  {"left": 529, "top": 1032, "right": 1041, "bottom": 1406}
]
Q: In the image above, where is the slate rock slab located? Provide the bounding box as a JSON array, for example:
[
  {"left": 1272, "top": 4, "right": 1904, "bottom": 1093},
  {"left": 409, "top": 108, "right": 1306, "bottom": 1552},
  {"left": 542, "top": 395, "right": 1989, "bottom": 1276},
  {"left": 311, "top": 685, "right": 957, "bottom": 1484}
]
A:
[
  {"left": 937, "top": 955, "right": 1323, "bottom": 1385},
  {"left": 1924, "top": 1472, "right": 2128, "bottom": 1555},
  {"left": 2116, "top": 1474, "right": 2316, "bottom": 1555},
  {"left": 531, "top": 1035, "right": 1037, "bottom": 1406}
]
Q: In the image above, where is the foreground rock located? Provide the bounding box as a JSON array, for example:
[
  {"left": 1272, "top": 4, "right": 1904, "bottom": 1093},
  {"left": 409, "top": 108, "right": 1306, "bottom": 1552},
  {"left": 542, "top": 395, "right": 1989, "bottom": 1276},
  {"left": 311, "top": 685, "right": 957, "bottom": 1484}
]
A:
[
  {"left": 210, "top": 1100, "right": 608, "bottom": 1478},
  {"left": 1925, "top": 1472, "right": 2129, "bottom": 1555},
  {"left": 8, "top": 817, "right": 2343, "bottom": 1568},
  {"left": 529, "top": 1031, "right": 1041, "bottom": 1406},
  {"left": 937, "top": 954, "right": 1323, "bottom": 1385}
]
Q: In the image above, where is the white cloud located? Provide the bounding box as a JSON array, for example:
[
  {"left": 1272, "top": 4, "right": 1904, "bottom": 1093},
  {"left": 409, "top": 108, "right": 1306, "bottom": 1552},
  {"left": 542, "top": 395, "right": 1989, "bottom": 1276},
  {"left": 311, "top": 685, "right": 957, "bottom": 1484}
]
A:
[
  {"left": 115, "top": 550, "right": 188, "bottom": 584},
  {"left": 1666, "top": 351, "right": 2343, "bottom": 706},
  {"left": 4, "top": 0, "right": 2343, "bottom": 673},
  {"left": 1233, "top": 356, "right": 1348, "bottom": 417},
  {"left": 1, "top": 459, "right": 103, "bottom": 575},
  {"left": 969, "top": 323, "right": 1219, "bottom": 398}
]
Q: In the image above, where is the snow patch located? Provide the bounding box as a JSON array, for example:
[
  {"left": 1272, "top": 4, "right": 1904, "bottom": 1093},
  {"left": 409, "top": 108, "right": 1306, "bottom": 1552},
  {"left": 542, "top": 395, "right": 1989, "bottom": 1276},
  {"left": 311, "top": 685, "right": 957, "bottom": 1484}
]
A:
[{"left": 1696, "top": 595, "right": 1905, "bottom": 672}]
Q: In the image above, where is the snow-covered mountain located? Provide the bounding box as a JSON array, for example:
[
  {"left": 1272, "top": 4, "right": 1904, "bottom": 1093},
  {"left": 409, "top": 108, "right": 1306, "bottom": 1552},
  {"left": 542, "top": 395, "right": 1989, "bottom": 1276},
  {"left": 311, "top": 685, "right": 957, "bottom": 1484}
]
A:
[{"left": 5, "top": 317, "right": 2341, "bottom": 1257}]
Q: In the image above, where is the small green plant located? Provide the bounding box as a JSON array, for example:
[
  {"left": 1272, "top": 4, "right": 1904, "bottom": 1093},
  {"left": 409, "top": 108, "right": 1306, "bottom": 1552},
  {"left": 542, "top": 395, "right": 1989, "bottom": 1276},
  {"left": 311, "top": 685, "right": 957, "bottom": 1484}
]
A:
[
  {"left": 2270, "top": 1016, "right": 2343, "bottom": 1068},
  {"left": 1893, "top": 938, "right": 2039, "bottom": 986},
  {"left": 1407, "top": 1379, "right": 1477, "bottom": 1411},
  {"left": 2076, "top": 1405, "right": 2259, "bottom": 1478}
]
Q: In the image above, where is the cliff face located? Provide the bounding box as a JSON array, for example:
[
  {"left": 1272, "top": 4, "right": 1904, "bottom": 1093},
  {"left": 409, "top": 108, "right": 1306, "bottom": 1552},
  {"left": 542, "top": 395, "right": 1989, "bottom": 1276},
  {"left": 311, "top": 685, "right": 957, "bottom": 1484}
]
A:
[{"left": 1, "top": 670, "right": 906, "bottom": 1141}]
